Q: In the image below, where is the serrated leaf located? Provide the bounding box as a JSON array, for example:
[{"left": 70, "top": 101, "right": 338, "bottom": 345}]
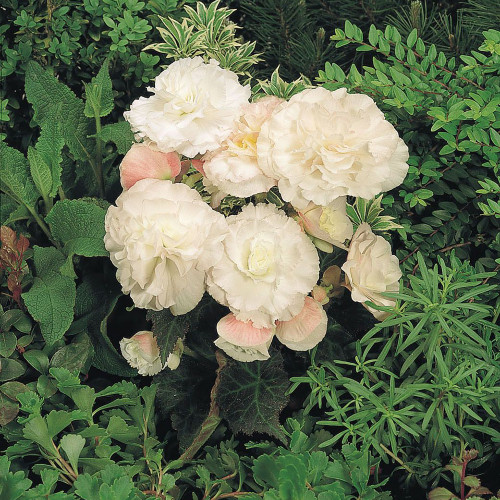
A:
[
  {"left": 106, "top": 415, "right": 141, "bottom": 444},
  {"left": 24, "top": 61, "right": 95, "bottom": 193},
  {"left": 0, "top": 141, "right": 39, "bottom": 209},
  {"left": 74, "top": 473, "right": 100, "bottom": 500},
  {"left": 36, "top": 105, "right": 65, "bottom": 197},
  {"left": 84, "top": 59, "right": 114, "bottom": 118},
  {"left": 60, "top": 434, "right": 85, "bottom": 473},
  {"left": 46, "top": 410, "right": 74, "bottom": 437},
  {"left": 28, "top": 146, "right": 52, "bottom": 202},
  {"left": 99, "top": 122, "right": 134, "bottom": 155},
  {"left": 147, "top": 309, "right": 189, "bottom": 364},
  {"left": 23, "top": 248, "right": 76, "bottom": 345},
  {"left": 22, "top": 415, "right": 56, "bottom": 454},
  {"left": 216, "top": 350, "right": 289, "bottom": 441},
  {"left": 45, "top": 199, "right": 108, "bottom": 258},
  {"left": 0, "top": 456, "right": 32, "bottom": 500}
]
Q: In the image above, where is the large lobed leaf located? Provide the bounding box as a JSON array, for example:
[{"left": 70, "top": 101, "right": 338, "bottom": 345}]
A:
[{"left": 216, "top": 349, "right": 290, "bottom": 441}]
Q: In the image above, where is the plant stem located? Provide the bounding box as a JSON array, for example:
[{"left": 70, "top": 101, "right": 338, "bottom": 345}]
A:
[
  {"left": 94, "top": 113, "right": 105, "bottom": 198},
  {"left": 27, "top": 206, "right": 53, "bottom": 242},
  {"left": 379, "top": 443, "right": 415, "bottom": 474},
  {"left": 178, "top": 351, "right": 227, "bottom": 463}
]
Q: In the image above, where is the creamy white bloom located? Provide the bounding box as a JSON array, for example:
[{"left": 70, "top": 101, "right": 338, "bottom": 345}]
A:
[
  {"left": 257, "top": 87, "right": 409, "bottom": 209},
  {"left": 120, "top": 331, "right": 163, "bottom": 376},
  {"left": 341, "top": 223, "right": 401, "bottom": 320},
  {"left": 297, "top": 197, "right": 353, "bottom": 251},
  {"left": 207, "top": 203, "right": 320, "bottom": 328},
  {"left": 124, "top": 57, "right": 251, "bottom": 157},
  {"left": 202, "top": 96, "right": 282, "bottom": 197},
  {"left": 104, "top": 178, "right": 227, "bottom": 313}
]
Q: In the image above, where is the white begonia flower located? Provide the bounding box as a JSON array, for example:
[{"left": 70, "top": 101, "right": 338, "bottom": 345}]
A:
[
  {"left": 202, "top": 96, "right": 283, "bottom": 198},
  {"left": 207, "top": 203, "right": 320, "bottom": 328},
  {"left": 341, "top": 223, "right": 402, "bottom": 321},
  {"left": 297, "top": 197, "right": 354, "bottom": 251},
  {"left": 104, "top": 178, "right": 227, "bottom": 314},
  {"left": 214, "top": 337, "right": 273, "bottom": 362},
  {"left": 124, "top": 57, "right": 251, "bottom": 157},
  {"left": 120, "top": 331, "right": 163, "bottom": 376},
  {"left": 257, "top": 87, "right": 409, "bottom": 209}
]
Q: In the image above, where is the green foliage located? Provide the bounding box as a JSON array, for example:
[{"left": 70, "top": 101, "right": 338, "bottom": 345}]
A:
[
  {"left": 1, "top": 373, "right": 175, "bottom": 499},
  {"left": 22, "top": 246, "right": 76, "bottom": 345},
  {"left": 1, "top": 0, "right": 192, "bottom": 147},
  {"left": 317, "top": 25, "right": 500, "bottom": 273},
  {"left": 346, "top": 196, "right": 402, "bottom": 233},
  {"left": 291, "top": 255, "right": 500, "bottom": 489},
  {"left": 147, "top": 0, "right": 261, "bottom": 80},
  {"left": 216, "top": 350, "right": 290, "bottom": 441}
]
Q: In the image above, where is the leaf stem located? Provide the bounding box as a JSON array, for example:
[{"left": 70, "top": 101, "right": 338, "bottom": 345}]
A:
[{"left": 379, "top": 443, "right": 415, "bottom": 474}]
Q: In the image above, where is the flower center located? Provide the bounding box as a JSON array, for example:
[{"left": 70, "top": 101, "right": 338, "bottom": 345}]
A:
[
  {"left": 319, "top": 207, "right": 346, "bottom": 239},
  {"left": 247, "top": 239, "right": 275, "bottom": 277}
]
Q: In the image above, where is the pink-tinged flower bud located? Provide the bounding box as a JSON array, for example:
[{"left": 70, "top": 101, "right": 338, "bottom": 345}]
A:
[
  {"left": 119, "top": 330, "right": 163, "bottom": 376},
  {"left": 276, "top": 297, "right": 327, "bottom": 351},
  {"left": 297, "top": 197, "right": 353, "bottom": 251},
  {"left": 120, "top": 143, "right": 182, "bottom": 190}
]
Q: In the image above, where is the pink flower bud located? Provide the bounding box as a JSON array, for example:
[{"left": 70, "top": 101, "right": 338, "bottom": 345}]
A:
[{"left": 120, "top": 143, "right": 182, "bottom": 190}]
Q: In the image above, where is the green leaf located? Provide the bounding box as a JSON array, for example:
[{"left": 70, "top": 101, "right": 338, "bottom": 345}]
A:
[
  {"left": 28, "top": 146, "right": 52, "bottom": 202},
  {"left": 147, "top": 309, "right": 189, "bottom": 364},
  {"left": 216, "top": 350, "right": 289, "bottom": 441},
  {"left": 25, "top": 61, "right": 95, "bottom": 166},
  {"left": 60, "top": 434, "right": 85, "bottom": 473},
  {"left": 0, "top": 456, "right": 32, "bottom": 500},
  {"left": 22, "top": 415, "right": 56, "bottom": 454},
  {"left": 0, "top": 331, "right": 17, "bottom": 357},
  {"left": 50, "top": 333, "right": 93, "bottom": 373},
  {"left": 46, "top": 410, "right": 74, "bottom": 437},
  {"left": 22, "top": 246, "right": 76, "bottom": 345},
  {"left": 36, "top": 105, "right": 65, "bottom": 198},
  {"left": 74, "top": 473, "right": 100, "bottom": 500},
  {"left": 0, "top": 358, "right": 25, "bottom": 382},
  {"left": 23, "top": 350, "right": 49, "bottom": 374},
  {"left": 45, "top": 199, "right": 108, "bottom": 258},
  {"left": 84, "top": 59, "right": 114, "bottom": 118},
  {"left": 70, "top": 275, "right": 135, "bottom": 377},
  {"left": 155, "top": 355, "right": 215, "bottom": 450},
  {"left": 99, "top": 122, "right": 134, "bottom": 155},
  {"left": 0, "top": 141, "right": 39, "bottom": 209},
  {"left": 428, "top": 487, "right": 459, "bottom": 500},
  {"left": 106, "top": 415, "right": 141, "bottom": 444},
  {"left": 407, "top": 29, "right": 418, "bottom": 48}
]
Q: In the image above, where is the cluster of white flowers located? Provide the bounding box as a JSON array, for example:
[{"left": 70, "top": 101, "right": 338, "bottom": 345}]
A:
[{"left": 106, "top": 57, "right": 409, "bottom": 374}]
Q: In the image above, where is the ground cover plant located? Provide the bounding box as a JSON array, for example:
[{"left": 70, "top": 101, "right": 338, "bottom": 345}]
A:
[{"left": 0, "top": 1, "right": 499, "bottom": 499}]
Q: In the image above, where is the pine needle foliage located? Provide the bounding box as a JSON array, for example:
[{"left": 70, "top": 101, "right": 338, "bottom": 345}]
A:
[{"left": 291, "top": 254, "right": 500, "bottom": 490}]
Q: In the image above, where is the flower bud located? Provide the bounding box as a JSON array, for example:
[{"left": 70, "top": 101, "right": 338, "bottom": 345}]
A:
[{"left": 119, "top": 330, "right": 163, "bottom": 376}]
